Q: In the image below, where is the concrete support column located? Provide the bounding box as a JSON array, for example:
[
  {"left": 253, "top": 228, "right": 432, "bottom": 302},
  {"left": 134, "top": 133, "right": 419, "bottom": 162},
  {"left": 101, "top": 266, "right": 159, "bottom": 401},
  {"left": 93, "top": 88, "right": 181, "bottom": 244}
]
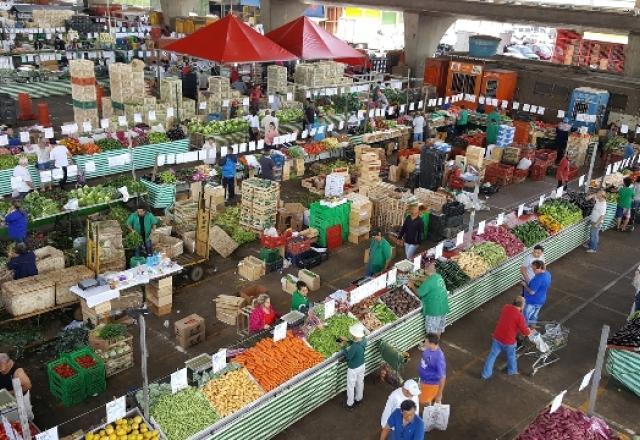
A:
[
  {"left": 404, "top": 12, "right": 455, "bottom": 80},
  {"left": 160, "top": 0, "right": 207, "bottom": 26},
  {"left": 260, "top": 0, "right": 308, "bottom": 32},
  {"left": 624, "top": 31, "right": 640, "bottom": 79}
]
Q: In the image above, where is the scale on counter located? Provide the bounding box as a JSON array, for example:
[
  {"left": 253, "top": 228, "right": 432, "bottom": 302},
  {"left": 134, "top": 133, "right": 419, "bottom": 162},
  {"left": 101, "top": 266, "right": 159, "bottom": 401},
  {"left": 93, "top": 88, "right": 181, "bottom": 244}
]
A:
[{"left": 279, "top": 310, "right": 306, "bottom": 327}]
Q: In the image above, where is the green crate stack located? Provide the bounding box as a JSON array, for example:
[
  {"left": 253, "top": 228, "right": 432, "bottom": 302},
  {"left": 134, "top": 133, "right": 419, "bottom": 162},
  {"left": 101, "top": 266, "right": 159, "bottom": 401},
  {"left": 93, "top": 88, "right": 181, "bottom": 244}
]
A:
[
  {"left": 309, "top": 201, "right": 352, "bottom": 247},
  {"left": 68, "top": 347, "right": 106, "bottom": 396},
  {"left": 259, "top": 247, "right": 281, "bottom": 263},
  {"left": 47, "top": 357, "right": 86, "bottom": 406}
]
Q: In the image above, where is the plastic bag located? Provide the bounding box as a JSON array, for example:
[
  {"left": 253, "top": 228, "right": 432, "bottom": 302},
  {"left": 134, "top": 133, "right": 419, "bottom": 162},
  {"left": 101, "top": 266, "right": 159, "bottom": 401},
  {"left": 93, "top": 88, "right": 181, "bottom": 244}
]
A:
[
  {"left": 423, "top": 403, "right": 450, "bottom": 431},
  {"left": 528, "top": 332, "right": 549, "bottom": 353}
]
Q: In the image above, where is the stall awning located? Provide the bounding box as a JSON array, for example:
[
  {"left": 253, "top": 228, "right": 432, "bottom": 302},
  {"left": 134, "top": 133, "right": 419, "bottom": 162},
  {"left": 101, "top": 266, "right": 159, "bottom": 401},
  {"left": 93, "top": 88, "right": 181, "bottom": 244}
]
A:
[
  {"left": 164, "top": 14, "right": 297, "bottom": 64},
  {"left": 265, "top": 16, "right": 366, "bottom": 63}
]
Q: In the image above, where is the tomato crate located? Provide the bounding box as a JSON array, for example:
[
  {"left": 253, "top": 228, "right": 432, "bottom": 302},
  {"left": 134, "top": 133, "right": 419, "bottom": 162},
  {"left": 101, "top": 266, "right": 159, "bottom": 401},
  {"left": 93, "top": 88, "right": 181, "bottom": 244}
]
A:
[
  {"left": 68, "top": 347, "right": 105, "bottom": 383},
  {"left": 85, "top": 375, "right": 107, "bottom": 396},
  {"left": 47, "top": 358, "right": 85, "bottom": 406},
  {"left": 530, "top": 162, "right": 549, "bottom": 181},
  {"left": 485, "top": 163, "right": 515, "bottom": 178},
  {"left": 285, "top": 237, "right": 313, "bottom": 256},
  {"left": 513, "top": 168, "right": 529, "bottom": 184},
  {"left": 535, "top": 149, "right": 557, "bottom": 165}
]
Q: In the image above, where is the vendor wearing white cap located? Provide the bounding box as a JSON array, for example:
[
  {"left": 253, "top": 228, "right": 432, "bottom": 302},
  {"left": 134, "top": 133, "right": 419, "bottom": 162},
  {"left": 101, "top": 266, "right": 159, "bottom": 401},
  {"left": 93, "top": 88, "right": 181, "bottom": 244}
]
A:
[
  {"left": 380, "top": 379, "right": 421, "bottom": 428},
  {"left": 341, "top": 323, "right": 367, "bottom": 410}
]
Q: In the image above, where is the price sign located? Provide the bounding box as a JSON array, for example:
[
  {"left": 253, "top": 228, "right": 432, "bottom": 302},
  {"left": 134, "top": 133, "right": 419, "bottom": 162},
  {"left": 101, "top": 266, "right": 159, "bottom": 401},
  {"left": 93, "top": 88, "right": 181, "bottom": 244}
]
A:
[
  {"left": 324, "top": 300, "right": 336, "bottom": 320},
  {"left": 530, "top": 105, "right": 538, "bottom": 114},
  {"left": 455, "top": 230, "right": 464, "bottom": 247},
  {"left": 301, "top": 130, "right": 308, "bottom": 139},
  {"left": 512, "top": 102, "right": 520, "bottom": 110},
  {"left": 242, "top": 97, "right": 250, "bottom": 106},
  {"left": 257, "top": 140, "right": 264, "bottom": 150},
  {"left": 497, "top": 213, "right": 504, "bottom": 226},
  {"left": 20, "top": 132, "right": 30, "bottom": 143},
  {"left": 550, "top": 390, "right": 567, "bottom": 414},
  {"left": 349, "top": 284, "right": 368, "bottom": 305},
  {"left": 220, "top": 146, "right": 228, "bottom": 157},
  {"left": 409, "top": 102, "right": 415, "bottom": 111},
  {"left": 286, "top": 93, "right": 293, "bottom": 101},
  {"left": 239, "top": 143, "right": 247, "bottom": 153},
  {"left": 400, "top": 104, "right": 406, "bottom": 113},
  {"left": 85, "top": 161, "right": 97, "bottom": 173},
  {"left": 100, "top": 118, "right": 110, "bottom": 129},
  {"left": 368, "top": 109, "right": 374, "bottom": 118},
  {"left": 36, "top": 426, "right": 59, "bottom": 440},
  {"left": 539, "top": 194, "right": 546, "bottom": 206},
  {"left": 199, "top": 101, "right": 207, "bottom": 110},
  {"left": 339, "top": 120, "right": 345, "bottom": 130},
  {"left": 106, "top": 396, "right": 126, "bottom": 424},
  {"left": 83, "top": 121, "right": 92, "bottom": 133},
  {"left": 606, "top": 164, "right": 612, "bottom": 175},
  {"left": 170, "top": 368, "right": 188, "bottom": 394},
  {"left": 579, "top": 369, "right": 595, "bottom": 391},
  {"left": 118, "top": 116, "right": 127, "bottom": 126},
  {"left": 249, "top": 141, "right": 256, "bottom": 151},
  {"left": 413, "top": 255, "right": 422, "bottom": 272},
  {"left": 557, "top": 110, "right": 565, "bottom": 118},
  {"left": 0, "top": 135, "right": 7, "bottom": 146},
  {"left": 517, "top": 204, "right": 524, "bottom": 218},
  {"left": 273, "top": 322, "right": 287, "bottom": 342},
  {"left": 211, "top": 349, "right": 227, "bottom": 374},
  {"left": 556, "top": 186, "right": 563, "bottom": 198},
  {"left": 578, "top": 175, "right": 585, "bottom": 187},
  {"left": 435, "top": 243, "right": 443, "bottom": 259},
  {"left": 478, "top": 220, "right": 486, "bottom": 235},
  {"left": 268, "top": 95, "right": 274, "bottom": 104},
  {"left": 134, "top": 113, "right": 142, "bottom": 123},
  {"left": 501, "top": 100, "right": 508, "bottom": 109},
  {"left": 386, "top": 267, "right": 397, "bottom": 286},
  {"left": 418, "top": 100, "right": 424, "bottom": 109},
  {"left": 43, "top": 128, "right": 54, "bottom": 139},
  {"left": 523, "top": 104, "right": 530, "bottom": 112},
  {"left": 537, "top": 107, "right": 545, "bottom": 115},
  {"left": 621, "top": 124, "right": 629, "bottom": 134},
  {"left": 148, "top": 111, "right": 156, "bottom": 121}
]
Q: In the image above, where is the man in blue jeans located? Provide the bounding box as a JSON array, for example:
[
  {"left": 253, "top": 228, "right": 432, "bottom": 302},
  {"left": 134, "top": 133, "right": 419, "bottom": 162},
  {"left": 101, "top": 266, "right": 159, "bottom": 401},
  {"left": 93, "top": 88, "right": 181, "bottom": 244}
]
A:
[
  {"left": 482, "top": 296, "right": 535, "bottom": 379},
  {"left": 520, "top": 260, "right": 551, "bottom": 325}
]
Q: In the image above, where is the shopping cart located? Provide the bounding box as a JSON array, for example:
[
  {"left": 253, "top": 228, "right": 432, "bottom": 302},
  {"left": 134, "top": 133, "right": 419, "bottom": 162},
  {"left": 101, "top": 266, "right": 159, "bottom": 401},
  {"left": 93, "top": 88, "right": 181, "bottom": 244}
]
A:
[{"left": 517, "top": 321, "right": 569, "bottom": 376}]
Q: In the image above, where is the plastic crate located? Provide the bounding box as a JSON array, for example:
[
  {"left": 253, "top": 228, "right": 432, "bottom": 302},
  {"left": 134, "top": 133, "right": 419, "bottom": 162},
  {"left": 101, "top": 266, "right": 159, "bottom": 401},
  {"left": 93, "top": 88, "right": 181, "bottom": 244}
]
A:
[
  {"left": 295, "top": 249, "right": 327, "bottom": 269},
  {"left": 68, "top": 347, "right": 105, "bottom": 384},
  {"left": 259, "top": 247, "right": 281, "bottom": 263},
  {"left": 265, "top": 257, "right": 284, "bottom": 273},
  {"left": 285, "top": 238, "right": 312, "bottom": 256},
  {"left": 85, "top": 376, "right": 107, "bottom": 396},
  {"left": 260, "top": 231, "right": 291, "bottom": 249},
  {"left": 326, "top": 225, "right": 343, "bottom": 250},
  {"left": 47, "top": 358, "right": 85, "bottom": 406}
]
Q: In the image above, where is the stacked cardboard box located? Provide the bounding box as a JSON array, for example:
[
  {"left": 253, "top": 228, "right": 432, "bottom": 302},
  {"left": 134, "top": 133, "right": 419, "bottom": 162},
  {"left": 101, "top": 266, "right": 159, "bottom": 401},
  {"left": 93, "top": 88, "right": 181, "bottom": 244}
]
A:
[
  {"left": 346, "top": 193, "right": 372, "bottom": 244},
  {"left": 145, "top": 277, "right": 173, "bottom": 316},
  {"left": 109, "top": 62, "right": 144, "bottom": 112},
  {"left": 267, "top": 65, "right": 288, "bottom": 95},
  {"left": 298, "top": 269, "right": 320, "bottom": 291},
  {"left": 566, "top": 132, "right": 592, "bottom": 167},
  {"left": 359, "top": 152, "right": 381, "bottom": 185},
  {"left": 160, "top": 77, "right": 183, "bottom": 108},
  {"left": 70, "top": 60, "right": 99, "bottom": 128},
  {"left": 151, "top": 233, "right": 184, "bottom": 258},
  {"left": 214, "top": 295, "right": 246, "bottom": 325},
  {"left": 201, "top": 76, "right": 232, "bottom": 114},
  {"left": 465, "top": 145, "right": 486, "bottom": 171},
  {"left": 175, "top": 313, "right": 205, "bottom": 349},
  {"left": 294, "top": 61, "right": 345, "bottom": 87},
  {"left": 239, "top": 178, "right": 280, "bottom": 231}
]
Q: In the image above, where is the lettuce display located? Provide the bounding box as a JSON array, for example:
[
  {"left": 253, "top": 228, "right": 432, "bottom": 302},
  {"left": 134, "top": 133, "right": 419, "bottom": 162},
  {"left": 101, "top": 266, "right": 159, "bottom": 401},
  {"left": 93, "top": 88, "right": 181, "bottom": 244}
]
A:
[
  {"left": 276, "top": 108, "right": 303, "bottom": 124},
  {"left": 213, "top": 206, "right": 257, "bottom": 245},
  {"left": 512, "top": 221, "right": 549, "bottom": 248},
  {"left": 22, "top": 192, "right": 61, "bottom": 219},
  {"left": 187, "top": 119, "right": 249, "bottom": 136},
  {"left": 69, "top": 185, "right": 117, "bottom": 207},
  {"left": 538, "top": 199, "right": 583, "bottom": 227},
  {"left": 307, "top": 314, "right": 359, "bottom": 357},
  {"left": 469, "top": 242, "right": 507, "bottom": 269},
  {"left": 0, "top": 154, "right": 36, "bottom": 170},
  {"left": 148, "top": 132, "right": 170, "bottom": 144}
]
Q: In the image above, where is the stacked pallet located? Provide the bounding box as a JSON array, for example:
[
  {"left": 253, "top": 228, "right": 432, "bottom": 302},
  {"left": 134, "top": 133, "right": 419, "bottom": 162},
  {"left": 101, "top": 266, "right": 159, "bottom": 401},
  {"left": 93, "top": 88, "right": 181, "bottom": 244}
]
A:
[
  {"left": 108, "top": 61, "right": 145, "bottom": 113},
  {"left": 70, "top": 60, "right": 99, "bottom": 128},
  {"left": 145, "top": 277, "right": 173, "bottom": 316},
  {"left": 1, "top": 273, "right": 56, "bottom": 317},
  {"left": 89, "top": 326, "right": 134, "bottom": 377},
  {"left": 294, "top": 61, "right": 345, "bottom": 87},
  {"left": 90, "top": 220, "right": 125, "bottom": 272},
  {"left": 172, "top": 199, "right": 198, "bottom": 236},
  {"left": 362, "top": 183, "right": 417, "bottom": 232},
  {"left": 414, "top": 188, "right": 449, "bottom": 213},
  {"left": 346, "top": 193, "right": 373, "bottom": 244},
  {"left": 240, "top": 178, "right": 280, "bottom": 231},
  {"left": 214, "top": 295, "right": 246, "bottom": 325},
  {"left": 238, "top": 256, "right": 266, "bottom": 281},
  {"left": 267, "top": 65, "right": 288, "bottom": 95},
  {"left": 81, "top": 299, "right": 111, "bottom": 325},
  {"left": 359, "top": 152, "right": 381, "bottom": 186}
]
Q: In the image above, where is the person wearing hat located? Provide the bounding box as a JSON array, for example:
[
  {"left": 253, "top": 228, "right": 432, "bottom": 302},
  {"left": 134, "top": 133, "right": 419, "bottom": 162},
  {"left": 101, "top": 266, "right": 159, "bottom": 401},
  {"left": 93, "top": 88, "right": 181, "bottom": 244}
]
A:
[
  {"left": 380, "top": 379, "right": 421, "bottom": 428},
  {"left": 418, "top": 333, "right": 446, "bottom": 409},
  {"left": 341, "top": 323, "right": 367, "bottom": 410},
  {"left": 366, "top": 229, "right": 393, "bottom": 277},
  {"left": 414, "top": 258, "right": 449, "bottom": 337}
]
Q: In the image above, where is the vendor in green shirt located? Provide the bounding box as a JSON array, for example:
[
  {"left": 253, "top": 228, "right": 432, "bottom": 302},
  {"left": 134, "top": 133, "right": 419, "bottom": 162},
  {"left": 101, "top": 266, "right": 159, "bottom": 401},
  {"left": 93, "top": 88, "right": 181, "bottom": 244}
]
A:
[
  {"left": 126, "top": 205, "right": 159, "bottom": 256},
  {"left": 415, "top": 258, "right": 450, "bottom": 337},
  {"left": 456, "top": 105, "right": 469, "bottom": 135},
  {"left": 291, "top": 281, "right": 311, "bottom": 312},
  {"left": 616, "top": 176, "right": 635, "bottom": 231},
  {"left": 485, "top": 109, "right": 502, "bottom": 145},
  {"left": 366, "top": 229, "right": 393, "bottom": 276},
  {"left": 340, "top": 323, "right": 367, "bottom": 410}
]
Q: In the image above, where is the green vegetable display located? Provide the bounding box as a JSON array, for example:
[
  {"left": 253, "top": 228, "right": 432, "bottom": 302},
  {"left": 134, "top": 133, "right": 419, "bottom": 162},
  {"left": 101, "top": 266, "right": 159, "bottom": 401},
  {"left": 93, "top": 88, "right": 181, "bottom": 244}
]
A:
[
  {"left": 106, "top": 176, "right": 146, "bottom": 194},
  {"left": 469, "top": 242, "right": 507, "bottom": 269},
  {"left": 96, "top": 323, "right": 127, "bottom": 340},
  {"left": 22, "top": 192, "right": 60, "bottom": 219},
  {"left": 307, "top": 314, "right": 359, "bottom": 357},
  {"left": 95, "top": 138, "right": 124, "bottom": 151},
  {"left": 275, "top": 108, "right": 303, "bottom": 124},
  {"left": 287, "top": 146, "right": 305, "bottom": 159},
  {"left": 213, "top": 206, "right": 257, "bottom": 245},
  {"left": 435, "top": 259, "right": 470, "bottom": 291},
  {"left": 158, "top": 170, "right": 177, "bottom": 184},
  {"left": 148, "top": 132, "right": 170, "bottom": 144},
  {"left": 150, "top": 387, "right": 219, "bottom": 440},
  {"left": 512, "top": 221, "right": 549, "bottom": 248},
  {"left": 370, "top": 302, "right": 397, "bottom": 324},
  {"left": 135, "top": 382, "right": 172, "bottom": 410},
  {"left": 537, "top": 199, "right": 583, "bottom": 227},
  {"left": 123, "top": 230, "right": 143, "bottom": 250},
  {"left": 331, "top": 93, "right": 361, "bottom": 113},
  {"left": 0, "top": 154, "right": 36, "bottom": 171},
  {"left": 605, "top": 135, "right": 627, "bottom": 152},
  {"left": 69, "top": 185, "right": 117, "bottom": 207},
  {"left": 187, "top": 119, "right": 249, "bottom": 136}
]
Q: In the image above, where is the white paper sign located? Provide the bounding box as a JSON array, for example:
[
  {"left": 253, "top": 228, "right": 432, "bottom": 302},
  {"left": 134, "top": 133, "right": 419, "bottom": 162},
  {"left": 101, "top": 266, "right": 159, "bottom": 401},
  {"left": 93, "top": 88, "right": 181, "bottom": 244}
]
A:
[
  {"left": 386, "top": 267, "right": 397, "bottom": 286},
  {"left": 478, "top": 220, "right": 486, "bottom": 235},
  {"left": 537, "top": 107, "right": 545, "bottom": 115},
  {"left": 400, "top": 104, "right": 406, "bottom": 113},
  {"left": 106, "top": 396, "right": 126, "bottom": 424},
  {"left": 257, "top": 140, "right": 264, "bottom": 150},
  {"left": 286, "top": 93, "right": 293, "bottom": 101},
  {"left": 497, "top": 213, "right": 504, "bottom": 226},
  {"left": 148, "top": 110, "right": 156, "bottom": 121},
  {"left": 557, "top": 110, "right": 565, "bottom": 118},
  {"left": 539, "top": 194, "right": 545, "bottom": 207},
  {"left": 579, "top": 369, "right": 595, "bottom": 392},
  {"left": 413, "top": 255, "right": 422, "bottom": 272},
  {"left": 556, "top": 186, "right": 564, "bottom": 198},
  {"left": 242, "top": 97, "right": 250, "bottom": 107},
  {"left": 456, "top": 231, "right": 464, "bottom": 247},
  {"left": 409, "top": 102, "right": 415, "bottom": 111},
  {"left": 83, "top": 121, "right": 92, "bottom": 133},
  {"left": 501, "top": 100, "right": 508, "bottom": 109},
  {"left": 248, "top": 141, "right": 256, "bottom": 152},
  {"left": 368, "top": 109, "right": 374, "bottom": 118},
  {"left": 530, "top": 105, "right": 538, "bottom": 114},
  {"left": 134, "top": 113, "right": 142, "bottom": 123},
  {"left": 170, "top": 368, "right": 188, "bottom": 394},
  {"left": 20, "top": 132, "right": 30, "bottom": 143},
  {"left": 36, "top": 426, "right": 59, "bottom": 440},
  {"left": 39, "top": 170, "right": 52, "bottom": 183},
  {"left": 0, "top": 135, "right": 7, "bottom": 146},
  {"left": 512, "top": 102, "right": 520, "bottom": 110},
  {"left": 44, "top": 128, "right": 54, "bottom": 139},
  {"left": 167, "top": 107, "right": 175, "bottom": 117},
  {"left": 100, "top": 118, "right": 110, "bottom": 129},
  {"left": 273, "top": 322, "right": 287, "bottom": 342},
  {"left": 220, "top": 146, "right": 228, "bottom": 157},
  {"left": 621, "top": 124, "right": 629, "bottom": 134},
  {"left": 479, "top": 96, "right": 485, "bottom": 104},
  {"left": 51, "top": 168, "right": 63, "bottom": 181},
  {"left": 523, "top": 104, "right": 530, "bottom": 112},
  {"left": 606, "top": 164, "right": 612, "bottom": 175},
  {"left": 324, "top": 299, "right": 336, "bottom": 320},
  {"left": 578, "top": 175, "right": 585, "bottom": 187},
  {"left": 211, "top": 349, "right": 227, "bottom": 374},
  {"left": 435, "top": 243, "right": 443, "bottom": 259},
  {"left": 517, "top": 204, "right": 524, "bottom": 217},
  {"left": 418, "top": 100, "right": 424, "bottom": 109},
  {"left": 549, "top": 390, "right": 567, "bottom": 414},
  {"left": 339, "top": 120, "right": 345, "bottom": 130},
  {"left": 118, "top": 116, "right": 127, "bottom": 126},
  {"left": 199, "top": 102, "right": 207, "bottom": 110},
  {"left": 239, "top": 143, "right": 247, "bottom": 153}
]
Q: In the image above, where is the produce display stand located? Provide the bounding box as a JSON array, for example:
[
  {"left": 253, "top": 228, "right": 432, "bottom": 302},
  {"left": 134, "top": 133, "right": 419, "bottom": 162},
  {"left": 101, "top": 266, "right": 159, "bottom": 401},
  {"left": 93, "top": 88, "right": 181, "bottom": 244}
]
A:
[
  {"left": 141, "top": 180, "right": 177, "bottom": 209},
  {"left": 110, "top": 205, "right": 616, "bottom": 440},
  {"left": 606, "top": 348, "right": 640, "bottom": 397}
]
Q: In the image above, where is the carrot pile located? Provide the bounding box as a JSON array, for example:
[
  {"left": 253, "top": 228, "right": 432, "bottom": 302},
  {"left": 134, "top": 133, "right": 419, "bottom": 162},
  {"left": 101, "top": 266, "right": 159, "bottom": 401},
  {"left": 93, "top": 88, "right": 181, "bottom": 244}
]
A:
[{"left": 234, "top": 332, "right": 324, "bottom": 391}]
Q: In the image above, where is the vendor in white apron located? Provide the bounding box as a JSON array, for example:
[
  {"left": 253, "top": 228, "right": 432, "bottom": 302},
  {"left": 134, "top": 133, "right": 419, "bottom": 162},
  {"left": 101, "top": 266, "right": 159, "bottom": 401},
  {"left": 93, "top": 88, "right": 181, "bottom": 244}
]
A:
[{"left": 0, "top": 353, "right": 33, "bottom": 420}]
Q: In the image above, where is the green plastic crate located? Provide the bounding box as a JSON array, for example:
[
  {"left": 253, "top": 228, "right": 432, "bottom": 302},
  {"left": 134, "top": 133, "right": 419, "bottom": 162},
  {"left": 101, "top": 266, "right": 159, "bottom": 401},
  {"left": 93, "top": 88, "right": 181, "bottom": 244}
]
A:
[
  {"left": 68, "top": 347, "right": 105, "bottom": 384},
  {"left": 85, "top": 376, "right": 107, "bottom": 396},
  {"left": 47, "top": 357, "right": 85, "bottom": 406},
  {"left": 259, "top": 247, "right": 281, "bottom": 263}
]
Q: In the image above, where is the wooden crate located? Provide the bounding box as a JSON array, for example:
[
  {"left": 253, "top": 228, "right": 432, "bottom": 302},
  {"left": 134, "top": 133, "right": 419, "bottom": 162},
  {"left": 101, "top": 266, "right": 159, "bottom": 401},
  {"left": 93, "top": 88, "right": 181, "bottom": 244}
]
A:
[
  {"left": 1, "top": 274, "right": 56, "bottom": 316},
  {"left": 105, "top": 352, "right": 134, "bottom": 378},
  {"left": 151, "top": 234, "right": 184, "bottom": 258},
  {"left": 348, "top": 231, "right": 369, "bottom": 244},
  {"left": 210, "top": 225, "right": 239, "bottom": 258},
  {"left": 214, "top": 295, "right": 245, "bottom": 325},
  {"left": 34, "top": 246, "right": 65, "bottom": 274},
  {"left": 55, "top": 265, "right": 95, "bottom": 305},
  {"left": 89, "top": 328, "right": 133, "bottom": 352},
  {"left": 147, "top": 302, "right": 172, "bottom": 316}
]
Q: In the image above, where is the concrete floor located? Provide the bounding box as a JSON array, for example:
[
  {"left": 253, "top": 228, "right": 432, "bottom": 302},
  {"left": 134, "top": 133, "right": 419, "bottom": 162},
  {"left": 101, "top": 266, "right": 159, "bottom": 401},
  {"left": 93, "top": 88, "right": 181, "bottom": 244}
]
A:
[{"left": 10, "top": 98, "right": 639, "bottom": 437}]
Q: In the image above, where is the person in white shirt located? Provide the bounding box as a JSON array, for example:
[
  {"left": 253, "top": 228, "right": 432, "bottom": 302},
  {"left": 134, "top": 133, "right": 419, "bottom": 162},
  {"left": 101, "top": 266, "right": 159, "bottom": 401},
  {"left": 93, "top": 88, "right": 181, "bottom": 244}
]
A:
[
  {"left": 261, "top": 111, "right": 278, "bottom": 132},
  {"left": 379, "top": 379, "right": 421, "bottom": 428},
  {"left": 201, "top": 137, "right": 217, "bottom": 165},
  {"left": 516, "top": 156, "right": 532, "bottom": 171},
  {"left": 245, "top": 109, "right": 260, "bottom": 143},
  {"left": 520, "top": 245, "right": 545, "bottom": 283},
  {"left": 412, "top": 112, "right": 425, "bottom": 144},
  {"left": 49, "top": 143, "right": 72, "bottom": 188},
  {"left": 12, "top": 157, "right": 35, "bottom": 198},
  {"left": 585, "top": 190, "right": 607, "bottom": 253}
]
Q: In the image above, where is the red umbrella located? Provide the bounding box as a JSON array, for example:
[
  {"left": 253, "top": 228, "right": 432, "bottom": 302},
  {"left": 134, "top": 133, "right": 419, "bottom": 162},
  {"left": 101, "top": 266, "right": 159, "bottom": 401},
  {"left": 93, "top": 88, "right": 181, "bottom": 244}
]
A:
[
  {"left": 266, "top": 16, "right": 365, "bottom": 64},
  {"left": 165, "top": 15, "right": 297, "bottom": 63}
]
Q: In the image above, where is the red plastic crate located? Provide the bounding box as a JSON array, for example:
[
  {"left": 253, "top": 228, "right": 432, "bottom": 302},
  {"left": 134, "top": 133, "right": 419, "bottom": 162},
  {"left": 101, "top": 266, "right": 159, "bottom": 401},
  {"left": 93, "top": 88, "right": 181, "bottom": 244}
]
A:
[
  {"left": 326, "top": 225, "right": 343, "bottom": 250},
  {"left": 535, "top": 149, "right": 557, "bottom": 164},
  {"left": 286, "top": 238, "right": 312, "bottom": 256},
  {"left": 260, "top": 230, "right": 292, "bottom": 249},
  {"left": 485, "top": 163, "right": 515, "bottom": 178},
  {"left": 530, "top": 161, "right": 549, "bottom": 181}
]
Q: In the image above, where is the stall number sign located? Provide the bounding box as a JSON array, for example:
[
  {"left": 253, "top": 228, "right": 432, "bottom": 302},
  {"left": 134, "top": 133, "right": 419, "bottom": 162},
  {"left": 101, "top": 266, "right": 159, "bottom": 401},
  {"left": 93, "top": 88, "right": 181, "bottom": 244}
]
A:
[
  {"left": 413, "top": 255, "right": 422, "bottom": 272},
  {"left": 578, "top": 175, "right": 585, "bottom": 187},
  {"left": 170, "top": 368, "right": 188, "bottom": 394},
  {"left": 455, "top": 230, "right": 464, "bottom": 247},
  {"left": 36, "top": 426, "right": 59, "bottom": 440},
  {"left": 324, "top": 300, "right": 336, "bottom": 320},
  {"left": 106, "top": 396, "right": 126, "bottom": 424},
  {"left": 386, "top": 267, "right": 397, "bottom": 286},
  {"left": 478, "top": 220, "right": 486, "bottom": 235},
  {"left": 497, "top": 213, "right": 504, "bottom": 226},
  {"left": 435, "top": 243, "right": 444, "bottom": 259},
  {"left": 211, "top": 349, "right": 227, "bottom": 374},
  {"left": 273, "top": 322, "right": 287, "bottom": 342},
  {"left": 517, "top": 204, "right": 524, "bottom": 218}
]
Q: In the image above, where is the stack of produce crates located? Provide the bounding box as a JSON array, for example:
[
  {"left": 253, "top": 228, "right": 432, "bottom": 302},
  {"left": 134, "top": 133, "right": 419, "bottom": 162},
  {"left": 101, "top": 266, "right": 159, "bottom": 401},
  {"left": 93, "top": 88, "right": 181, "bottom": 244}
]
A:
[
  {"left": 239, "top": 178, "right": 280, "bottom": 231},
  {"left": 267, "top": 65, "right": 288, "bottom": 95},
  {"left": 89, "top": 325, "right": 135, "bottom": 378},
  {"left": 346, "top": 193, "right": 372, "bottom": 244},
  {"left": 108, "top": 61, "right": 145, "bottom": 116},
  {"left": 69, "top": 59, "right": 99, "bottom": 128},
  {"left": 47, "top": 356, "right": 86, "bottom": 406},
  {"left": 484, "top": 162, "right": 514, "bottom": 186},
  {"left": 68, "top": 347, "right": 106, "bottom": 396},
  {"left": 309, "top": 200, "right": 352, "bottom": 247}
]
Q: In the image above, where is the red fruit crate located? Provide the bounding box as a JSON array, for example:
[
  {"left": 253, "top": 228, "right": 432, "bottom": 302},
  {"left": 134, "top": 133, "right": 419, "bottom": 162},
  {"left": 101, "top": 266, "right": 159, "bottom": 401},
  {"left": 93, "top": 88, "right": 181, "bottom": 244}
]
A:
[
  {"left": 535, "top": 149, "right": 557, "bottom": 165},
  {"left": 513, "top": 168, "right": 529, "bottom": 184},
  {"left": 530, "top": 161, "right": 549, "bottom": 181},
  {"left": 286, "top": 237, "right": 313, "bottom": 256},
  {"left": 485, "top": 163, "right": 515, "bottom": 178},
  {"left": 260, "top": 230, "right": 292, "bottom": 249}
]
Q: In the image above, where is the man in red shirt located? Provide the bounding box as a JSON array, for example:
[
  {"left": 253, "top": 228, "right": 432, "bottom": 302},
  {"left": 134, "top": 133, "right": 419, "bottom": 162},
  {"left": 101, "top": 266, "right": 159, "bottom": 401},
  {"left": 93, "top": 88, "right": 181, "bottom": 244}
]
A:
[
  {"left": 556, "top": 153, "right": 570, "bottom": 189},
  {"left": 481, "top": 296, "right": 536, "bottom": 379}
]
